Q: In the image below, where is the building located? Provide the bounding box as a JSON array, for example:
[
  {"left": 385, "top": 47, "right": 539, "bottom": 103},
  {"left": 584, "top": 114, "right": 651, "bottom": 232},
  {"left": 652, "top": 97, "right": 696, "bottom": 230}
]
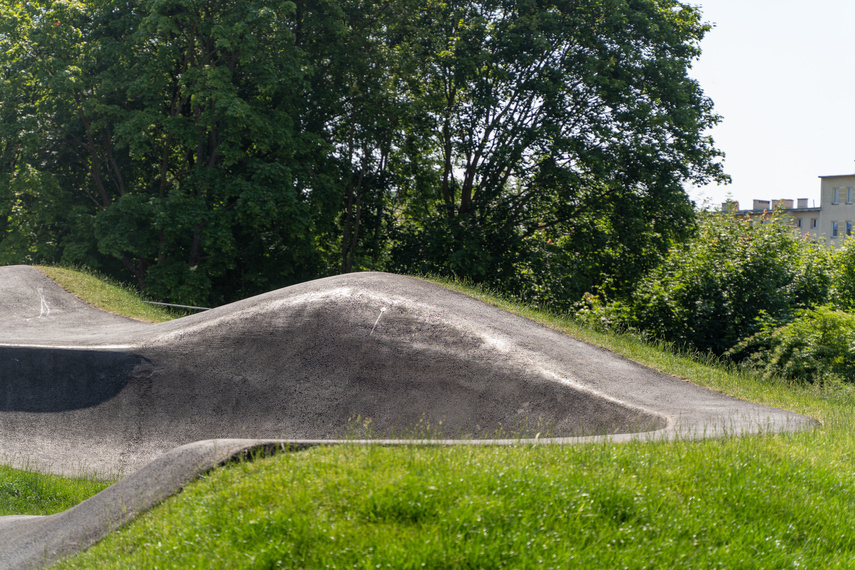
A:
[
  {"left": 724, "top": 173, "right": 855, "bottom": 245},
  {"left": 817, "top": 174, "right": 855, "bottom": 244}
]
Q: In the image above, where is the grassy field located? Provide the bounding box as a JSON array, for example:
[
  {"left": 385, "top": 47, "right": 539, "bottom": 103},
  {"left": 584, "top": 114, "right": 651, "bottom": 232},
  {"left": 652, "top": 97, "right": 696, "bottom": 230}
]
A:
[{"left": 6, "top": 267, "right": 855, "bottom": 567}]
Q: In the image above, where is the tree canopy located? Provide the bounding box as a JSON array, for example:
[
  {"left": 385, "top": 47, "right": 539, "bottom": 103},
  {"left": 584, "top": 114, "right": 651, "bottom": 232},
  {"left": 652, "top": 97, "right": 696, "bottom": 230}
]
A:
[{"left": 0, "top": 0, "right": 725, "bottom": 306}]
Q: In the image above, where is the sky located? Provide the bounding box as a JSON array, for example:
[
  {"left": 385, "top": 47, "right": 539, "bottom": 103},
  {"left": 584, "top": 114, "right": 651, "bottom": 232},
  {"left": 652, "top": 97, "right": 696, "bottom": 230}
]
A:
[{"left": 687, "top": 0, "right": 855, "bottom": 210}]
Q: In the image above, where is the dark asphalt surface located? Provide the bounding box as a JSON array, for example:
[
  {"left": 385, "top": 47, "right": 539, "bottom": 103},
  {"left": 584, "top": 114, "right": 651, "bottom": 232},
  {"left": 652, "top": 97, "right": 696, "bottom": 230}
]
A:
[{"left": 0, "top": 265, "right": 817, "bottom": 568}]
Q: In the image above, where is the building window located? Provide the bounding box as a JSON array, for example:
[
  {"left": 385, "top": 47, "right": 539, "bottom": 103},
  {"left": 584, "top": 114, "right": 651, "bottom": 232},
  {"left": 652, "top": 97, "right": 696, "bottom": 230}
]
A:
[
  {"left": 832, "top": 221, "right": 839, "bottom": 238},
  {"left": 833, "top": 188, "right": 840, "bottom": 204},
  {"left": 811, "top": 218, "right": 818, "bottom": 228},
  {"left": 848, "top": 221, "right": 853, "bottom": 237},
  {"left": 849, "top": 188, "right": 854, "bottom": 204},
  {"left": 797, "top": 219, "right": 802, "bottom": 228}
]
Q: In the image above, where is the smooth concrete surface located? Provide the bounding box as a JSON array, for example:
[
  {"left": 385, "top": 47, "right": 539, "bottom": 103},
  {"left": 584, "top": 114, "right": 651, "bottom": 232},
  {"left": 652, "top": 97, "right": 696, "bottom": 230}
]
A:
[{"left": 0, "top": 265, "right": 817, "bottom": 568}]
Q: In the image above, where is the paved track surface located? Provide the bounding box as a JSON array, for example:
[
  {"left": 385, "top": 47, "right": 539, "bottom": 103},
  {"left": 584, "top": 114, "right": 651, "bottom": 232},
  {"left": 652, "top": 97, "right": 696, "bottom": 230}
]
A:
[{"left": 0, "top": 265, "right": 816, "bottom": 568}]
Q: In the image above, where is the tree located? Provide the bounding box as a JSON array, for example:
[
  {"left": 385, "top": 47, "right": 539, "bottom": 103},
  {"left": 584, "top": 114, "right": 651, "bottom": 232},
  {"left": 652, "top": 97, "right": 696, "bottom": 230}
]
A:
[
  {"left": 0, "top": 0, "right": 337, "bottom": 304},
  {"left": 301, "top": 0, "right": 416, "bottom": 274},
  {"left": 0, "top": 0, "right": 726, "bottom": 307},
  {"left": 391, "top": 0, "right": 726, "bottom": 303},
  {"left": 0, "top": 0, "right": 100, "bottom": 266}
]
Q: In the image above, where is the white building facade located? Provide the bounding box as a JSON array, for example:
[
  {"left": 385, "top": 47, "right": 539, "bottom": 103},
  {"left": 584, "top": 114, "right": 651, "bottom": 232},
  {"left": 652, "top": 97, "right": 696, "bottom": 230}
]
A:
[
  {"left": 727, "top": 173, "right": 855, "bottom": 246},
  {"left": 817, "top": 175, "right": 855, "bottom": 244}
]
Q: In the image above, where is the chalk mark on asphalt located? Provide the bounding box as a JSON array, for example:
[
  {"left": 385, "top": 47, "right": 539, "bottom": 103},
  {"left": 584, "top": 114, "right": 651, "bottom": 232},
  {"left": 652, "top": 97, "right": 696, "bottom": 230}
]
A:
[
  {"left": 370, "top": 307, "right": 387, "bottom": 335},
  {"left": 38, "top": 287, "right": 50, "bottom": 318}
]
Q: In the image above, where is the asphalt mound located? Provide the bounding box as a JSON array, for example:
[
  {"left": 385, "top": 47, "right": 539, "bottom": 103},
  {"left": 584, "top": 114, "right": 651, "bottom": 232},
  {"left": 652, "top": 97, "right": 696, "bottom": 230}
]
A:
[{"left": 0, "top": 265, "right": 670, "bottom": 476}]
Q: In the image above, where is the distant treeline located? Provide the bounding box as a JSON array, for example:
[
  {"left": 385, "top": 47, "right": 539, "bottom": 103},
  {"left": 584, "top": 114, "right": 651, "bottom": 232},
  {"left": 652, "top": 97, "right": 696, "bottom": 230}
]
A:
[{"left": 0, "top": 0, "right": 724, "bottom": 306}]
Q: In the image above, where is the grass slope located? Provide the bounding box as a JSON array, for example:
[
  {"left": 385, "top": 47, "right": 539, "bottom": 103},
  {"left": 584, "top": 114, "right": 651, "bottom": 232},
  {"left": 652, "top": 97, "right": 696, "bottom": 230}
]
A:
[
  {"left": 4, "top": 267, "right": 854, "bottom": 567},
  {"left": 36, "top": 265, "right": 183, "bottom": 323}
]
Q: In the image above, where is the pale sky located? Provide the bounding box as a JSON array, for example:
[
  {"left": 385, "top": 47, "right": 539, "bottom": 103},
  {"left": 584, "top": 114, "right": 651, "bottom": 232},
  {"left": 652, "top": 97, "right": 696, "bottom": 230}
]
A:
[{"left": 687, "top": 0, "right": 855, "bottom": 210}]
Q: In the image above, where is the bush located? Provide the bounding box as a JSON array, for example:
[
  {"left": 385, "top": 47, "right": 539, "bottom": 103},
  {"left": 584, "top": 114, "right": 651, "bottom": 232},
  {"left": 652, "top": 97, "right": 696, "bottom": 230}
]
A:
[
  {"left": 833, "top": 237, "right": 855, "bottom": 310},
  {"left": 727, "top": 306, "right": 855, "bottom": 384},
  {"left": 609, "top": 212, "right": 829, "bottom": 354}
]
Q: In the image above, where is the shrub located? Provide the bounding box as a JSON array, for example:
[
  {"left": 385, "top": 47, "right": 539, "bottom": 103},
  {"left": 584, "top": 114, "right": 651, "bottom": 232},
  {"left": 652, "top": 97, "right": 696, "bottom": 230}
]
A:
[
  {"left": 727, "top": 306, "right": 855, "bottom": 384},
  {"left": 833, "top": 237, "right": 855, "bottom": 310},
  {"left": 615, "top": 212, "right": 828, "bottom": 354}
]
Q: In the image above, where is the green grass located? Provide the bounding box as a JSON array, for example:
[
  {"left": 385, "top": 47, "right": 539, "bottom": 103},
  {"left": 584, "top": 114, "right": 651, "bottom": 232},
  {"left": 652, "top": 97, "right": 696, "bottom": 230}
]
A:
[
  {"left": 53, "top": 434, "right": 855, "bottom": 568},
  {"left": 4, "top": 267, "right": 855, "bottom": 567},
  {"left": 35, "top": 265, "right": 183, "bottom": 323},
  {"left": 0, "top": 464, "right": 111, "bottom": 517}
]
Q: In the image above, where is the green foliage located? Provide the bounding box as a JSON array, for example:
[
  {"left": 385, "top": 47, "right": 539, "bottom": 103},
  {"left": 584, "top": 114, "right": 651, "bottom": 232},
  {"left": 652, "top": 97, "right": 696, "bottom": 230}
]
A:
[
  {"left": 728, "top": 306, "right": 855, "bottom": 385},
  {"left": 390, "top": 0, "right": 725, "bottom": 308},
  {"left": 611, "top": 212, "right": 827, "bottom": 354},
  {"left": 832, "top": 236, "right": 855, "bottom": 310},
  {"left": 580, "top": 209, "right": 855, "bottom": 386},
  {"left": 0, "top": 0, "right": 725, "bottom": 308},
  {"left": 0, "top": 0, "right": 332, "bottom": 305}
]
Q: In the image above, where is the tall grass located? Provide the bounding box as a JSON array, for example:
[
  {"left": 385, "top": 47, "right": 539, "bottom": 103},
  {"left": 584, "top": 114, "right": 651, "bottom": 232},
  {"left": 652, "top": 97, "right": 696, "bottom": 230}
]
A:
[{"left": 0, "top": 464, "right": 111, "bottom": 517}]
